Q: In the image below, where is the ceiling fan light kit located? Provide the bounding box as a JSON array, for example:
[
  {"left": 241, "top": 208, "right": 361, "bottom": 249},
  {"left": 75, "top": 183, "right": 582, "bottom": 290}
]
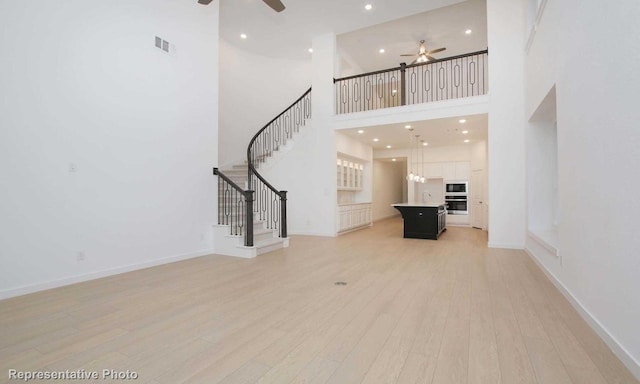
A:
[{"left": 401, "top": 40, "right": 446, "bottom": 65}]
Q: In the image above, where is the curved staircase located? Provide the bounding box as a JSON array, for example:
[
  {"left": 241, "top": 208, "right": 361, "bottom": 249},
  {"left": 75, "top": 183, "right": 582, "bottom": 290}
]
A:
[{"left": 213, "top": 88, "right": 311, "bottom": 258}]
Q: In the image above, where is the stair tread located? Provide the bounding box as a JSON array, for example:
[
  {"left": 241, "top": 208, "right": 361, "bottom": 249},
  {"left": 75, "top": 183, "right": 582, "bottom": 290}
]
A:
[
  {"left": 254, "top": 228, "right": 275, "bottom": 235},
  {"left": 254, "top": 237, "right": 286, "bottom": 248}
]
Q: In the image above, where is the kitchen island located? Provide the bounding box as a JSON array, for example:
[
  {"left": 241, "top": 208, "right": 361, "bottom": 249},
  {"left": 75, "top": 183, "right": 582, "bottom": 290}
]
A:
[{"left": 392, "top": 203, "right": 447, "bottom": 240}]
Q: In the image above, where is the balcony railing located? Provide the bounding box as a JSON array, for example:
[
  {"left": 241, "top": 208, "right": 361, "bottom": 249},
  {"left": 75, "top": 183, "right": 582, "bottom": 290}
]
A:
[{"left": 334, "top": 50, "right": 488, "bottom": 114}]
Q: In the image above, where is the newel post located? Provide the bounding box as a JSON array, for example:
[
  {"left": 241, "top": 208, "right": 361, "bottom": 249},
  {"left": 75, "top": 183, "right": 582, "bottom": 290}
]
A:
[
  {"left": 280, "top": 191, "right": 288, "bottom": 238},
  {"left": 245, "top": 190, "right": 254, "bottom": 247}
]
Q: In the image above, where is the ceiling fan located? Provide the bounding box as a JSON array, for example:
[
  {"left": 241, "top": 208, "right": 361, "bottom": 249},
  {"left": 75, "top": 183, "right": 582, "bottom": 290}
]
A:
[
  {"left": 401, "top": 40, "right": 446, "bottom": 64},
  {"left": 198, "top": 0, "right": 286, "bottom": 13}
]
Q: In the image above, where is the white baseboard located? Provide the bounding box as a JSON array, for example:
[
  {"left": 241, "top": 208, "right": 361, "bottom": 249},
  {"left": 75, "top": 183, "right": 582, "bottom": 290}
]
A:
[
  {"left": 0, "top": 249, "right": 214, "bottom": 301},
  {"left": 337, "top": 223, "right": 373, "bottom": 236},
  {"left": 288, "top": 231, "right": 336, "bottom": 237},
  {"left": 488, "top": 242, "right": 524, "bottom": 249},
  {"left": 525, "top": 248, "right": 640, "bottom": 380}
]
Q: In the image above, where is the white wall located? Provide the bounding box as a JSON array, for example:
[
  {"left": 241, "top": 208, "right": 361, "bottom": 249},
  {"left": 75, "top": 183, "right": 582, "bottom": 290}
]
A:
[
  {"left": 218, "top": 39, "right": 311, "bottom": 167},
  {"left": 372, "top": 161, "right": 405, "bottom": 221},
  {"left": 259, "top": 34, "right": 338, "bottom": 237},
  {"left": 0, "top": 0, "right": 219, "bottom": 298},
  {"left": 415, "top": 179, "right": 444, "bottom": 204},
  {"left": 523, "top": 0, "right": 640, "bottom": 376},
  {"left": 487, "top": 0, "right": 527, "bottom": 248}
]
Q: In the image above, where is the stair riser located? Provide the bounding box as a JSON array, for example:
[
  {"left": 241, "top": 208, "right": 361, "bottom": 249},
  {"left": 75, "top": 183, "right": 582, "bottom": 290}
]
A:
[{"left": 254, "top": 231, "right": 275, "bottom": 242}]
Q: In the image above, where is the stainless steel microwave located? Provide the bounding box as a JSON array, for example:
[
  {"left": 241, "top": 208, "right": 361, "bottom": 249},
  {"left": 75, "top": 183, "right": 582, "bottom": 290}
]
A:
[{"left": 445, "top": 181, "right": 468, "bottom": 194}]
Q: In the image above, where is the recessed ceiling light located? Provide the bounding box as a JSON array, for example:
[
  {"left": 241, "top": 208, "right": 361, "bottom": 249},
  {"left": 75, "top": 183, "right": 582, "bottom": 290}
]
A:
[
  {"left": 386, "top": 145, "right": 392, "bottom": 148},
  {"left": 459, "top": 119, "right": 466, "bottom": 123},
  {"left": 240, "top": 33, "right": 247, "bottom": 39},
  {"left": 392, "top": 89, "right": 397, "bottom": 93},
  {"left": 373, "top": 138, "right": 379, "bottom": 142},
  {"left": 308, "top": 48, "right": 313, "bottom": 53},
  {"left": 392, "top": 158, "right": 397, "bottom": 162},
  {"left": 465, "top": 29, "right": 472, "bottom": 35},
  {"left": 364, "top": 4, "right": 373, "bottom": 10},
  {"left": 464, "top": 139, "right": 470, "bottom": 143},
  {"left": 462, "top": 130, "right": 469, "bottom": 134},
  {"left": 404, "top": 125, "right": 412, "bottom": 129},
  {"left": 423, "top": 142, "right": 428, "bottom": 146},
  {"left": 379, "top": 48, "right": 385, "bottom": 54},
  {"left": 357, "top": 130, "right": 364, "bottom": 134}
]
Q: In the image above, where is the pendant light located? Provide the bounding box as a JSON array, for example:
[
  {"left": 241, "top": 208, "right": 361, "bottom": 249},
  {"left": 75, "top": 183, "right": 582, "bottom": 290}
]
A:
[
  {"left": 414, "top": 134, "right": 421, "bottom": 183},
  {"left": 420, "top": 139, "right": 426, "bottom": 183},
  {"left": 406, "top": 128, "right": 415, "bottom": 182}
]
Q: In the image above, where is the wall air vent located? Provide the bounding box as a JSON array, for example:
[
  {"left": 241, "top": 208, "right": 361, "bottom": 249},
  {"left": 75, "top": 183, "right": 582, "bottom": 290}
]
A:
[{"left": 154, "top": 36, "right": 173, "bottom": 54}]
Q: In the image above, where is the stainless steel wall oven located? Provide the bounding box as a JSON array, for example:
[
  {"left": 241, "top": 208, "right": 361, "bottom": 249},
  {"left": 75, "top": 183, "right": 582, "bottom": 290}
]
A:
[{"left": 445, "top": 195, "right": 468, "bottom": 215}]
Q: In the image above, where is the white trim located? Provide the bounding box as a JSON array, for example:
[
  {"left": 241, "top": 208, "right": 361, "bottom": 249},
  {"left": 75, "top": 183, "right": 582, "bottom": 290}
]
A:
[
  {"left": 525, "top": 248, "right": 640, "bottom": 380},
  {"left": 337, "top": 223, "right": 373, "bottom": 236},
  {"left": 488, "top": 242, "right": 524, "bottom": 249},
  {"left": 0, "top": 249, "right": 214, "bottom": 300},
  {"left": 333, "top": 95, "right": 489, "bottom": 131},
  {"left": 535, "top": 0, "right": 549, "bottom": 26},
  {"left": 288, "top": 231, "right": 337, "bottom": 237},
  {"left": 525, "top": 26, "right": 537, "bottom": 53},
  {"left": 525, "top": 0, "right": 549, "bottom": 53},
  {"left": 528, "top": 229, "right": 559, "bottom": 257}
]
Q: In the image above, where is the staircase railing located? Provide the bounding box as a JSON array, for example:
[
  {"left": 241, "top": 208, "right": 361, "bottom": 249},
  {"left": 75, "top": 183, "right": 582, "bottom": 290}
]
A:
[
  {"left": 213, "top": 168, "right": 254, "bottom": 246},
  {"left": 334, "top": 49, "right": 488, "bottom": 114},
  {"left": 247, "top": 88, "right": 312, "bottom": 239}
]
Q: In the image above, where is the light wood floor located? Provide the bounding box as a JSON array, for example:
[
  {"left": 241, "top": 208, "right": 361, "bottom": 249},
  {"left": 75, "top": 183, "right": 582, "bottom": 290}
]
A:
[{"left": 1, "top": 218, "right": 637, "bottom": 384}]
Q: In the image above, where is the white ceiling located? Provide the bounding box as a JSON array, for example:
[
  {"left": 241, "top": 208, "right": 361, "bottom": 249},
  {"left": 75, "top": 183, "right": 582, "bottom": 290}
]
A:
[
  {"left": 218, "top": 0, "right": 469, "bottom": 60},
  {"left": 217, "top": 0, "right": 489, "bottom": 151},
  {"left": 337, "top": 0, "right": 487, "bottom": 73},
  {"left": 340, "top": 114, "right": 488, "bottom": 150}
]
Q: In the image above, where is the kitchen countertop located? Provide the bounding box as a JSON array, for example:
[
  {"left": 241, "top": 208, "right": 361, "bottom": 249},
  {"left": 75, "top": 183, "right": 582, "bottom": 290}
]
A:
[{"left": 392, "top": 202, "right": 446, "bottom": 208}]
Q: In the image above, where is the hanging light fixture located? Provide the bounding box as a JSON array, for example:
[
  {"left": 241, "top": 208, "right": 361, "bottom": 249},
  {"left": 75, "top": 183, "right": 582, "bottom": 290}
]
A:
[
  {"left": 420, "top": 139, "right": 426, "bottom": 183},
  {"left": 414, "top": 134, "right": 422, "bottom": 183},
  {"left": 406, "top": 128, "right": 415, "bottom": 182}
]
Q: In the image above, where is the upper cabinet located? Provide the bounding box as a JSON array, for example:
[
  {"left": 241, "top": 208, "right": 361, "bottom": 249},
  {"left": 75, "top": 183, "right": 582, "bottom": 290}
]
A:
[
  {"left": 337, "top": 157, "right": 364, "bottom": 190},
  {"left": 442, "top": 163, "right": 457, "bottom": 180},
  {"left": 424, "top": 163, "right": 443, "bottom": 179},
  {"left": 425, "top": 161, "right": 470, "bottom": 181},
  {"left": 454, "top": 162, "right": 470, "bottom": 180}
]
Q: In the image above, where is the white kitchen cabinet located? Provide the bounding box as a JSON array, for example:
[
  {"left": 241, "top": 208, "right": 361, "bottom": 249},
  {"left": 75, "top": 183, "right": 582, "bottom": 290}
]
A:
[
  {"left": 424, "top": 161, "right": 470, "bottom": 181},
  {"left": 454, "top": 162, "right": 470, "bottom": 180},
  {"left": 442, "top": 163, "right": 456, "bottom": 180},
  {"left": 337, "top": 157, "right": 364, "bottom": 190},
  {"left": 337, "top": 203, "right": 372, "bottom": 233},
  {"left": 424, "top": 163, "right": 443, "bottom": 179}
]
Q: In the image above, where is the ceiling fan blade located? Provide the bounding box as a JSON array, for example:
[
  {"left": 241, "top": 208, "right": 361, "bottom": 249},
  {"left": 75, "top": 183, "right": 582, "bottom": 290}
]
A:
[
  {"left": 426, "top": 47, "right": 446, "bottom": 55},
  {"left": 410, "top": 58, "right": 419, "bottom": 65},
  {"left": 426, "top": 55, "right": 437, "bottom": 61},
  {"left": 400, "top": 54, "right": 418, "bottom": 57},
  {"left": 262, "top": 0, "right": 285, "bottom": 12},
  {"left": 197, "top": 0, "right": 214, "bottom": 4}
]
